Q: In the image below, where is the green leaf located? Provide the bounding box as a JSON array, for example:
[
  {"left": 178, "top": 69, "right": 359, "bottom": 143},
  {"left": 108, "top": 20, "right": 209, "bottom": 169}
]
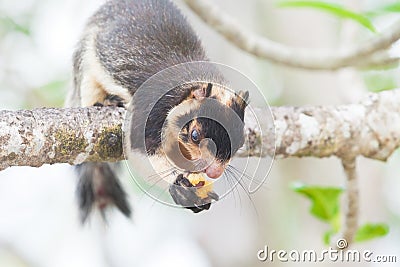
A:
[
  {"left": 278, "top": 1, "right": 376, "bottom": 32},
  {"left": 380, "top": 2, "right": 400, "bottom": 13},
  {"left": 355, "top": 223, "right": 389, "bottom": 242},
  {"left": 29, "top": 80, "right": 68, "bottom": 108},
  {"left": 363, "top": 72, "right": 398, "bottom": 93},
  {"left": 292, "top": 183, "right": 343, "bottom": 222},
  {"left": 0, "top": 16, "right": 30, "bottom": 35},
  {"left": 323, "top": 229, "right": 335, "bottom": 245},
  {"left": 365, "top": 2, "right": 400, "bottom": 18}
]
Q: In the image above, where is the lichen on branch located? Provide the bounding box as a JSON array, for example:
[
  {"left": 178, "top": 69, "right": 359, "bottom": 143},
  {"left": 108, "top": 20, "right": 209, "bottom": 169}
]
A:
[
  {"left": 240, "top": 89, "right": 400, "bottom": 161},
  {"left": 1, "top": 89, "right": 400, "bottom": 170},
  {"left": 0, "top": 107, "right": 125, "bottom": 171}
]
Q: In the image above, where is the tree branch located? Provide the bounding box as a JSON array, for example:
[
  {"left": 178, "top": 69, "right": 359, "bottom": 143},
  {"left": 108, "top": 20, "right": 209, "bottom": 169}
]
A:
[
  {"left": 183, "top": 0, "right": 400, "bottom": 70},
  {"left": 0, "top": 107, "right": 125, "bottom": 171},
  {"left": 1, "top": 89, "right": 400, "bottom": 170},
  {"left": 240, "top": 88, "right": 400, "bottom": 161}
]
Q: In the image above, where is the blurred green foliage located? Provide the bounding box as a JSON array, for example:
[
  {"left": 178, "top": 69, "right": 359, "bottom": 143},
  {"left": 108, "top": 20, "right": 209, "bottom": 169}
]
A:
[
  {"left": 292, "top": 183, "right": 343, "bottom": 223},
  {"left": 355, "top": 223, "right": 389, "bottom": 242},
  {"left": 278, "top": 0, "right": 400, "bottom": 32},
  {"left": 366, "top": 2, "right": 400, "bottom": 17},
  {"left": 0, "top": 16, "right": 31, "bottom": 36},
  {"left": 363, "top": 72, "right": 398, "bottom": 93},
  {"left": 278, "top": 1, "right": 376, "bottom": 32},
  {"left": 292, "top": 182, "right": 389, "bottom": 244},
  {"left": 292, "top": 183, "right": 342, "bottom": 245},
  {"left": 0, "top": 11, "right": 67, "bottom": 108},
  {"left": 379, "top": 2, "right": 400, "bottom": 13},
  {"left": 26, "top": 80, "right": 68, "bottom": 108}
]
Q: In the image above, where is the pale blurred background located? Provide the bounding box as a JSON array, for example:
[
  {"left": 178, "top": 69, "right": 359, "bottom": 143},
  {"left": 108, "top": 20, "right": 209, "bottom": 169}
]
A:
[{"left": 0, "top": 0, "right": 399, "bottom": 266}]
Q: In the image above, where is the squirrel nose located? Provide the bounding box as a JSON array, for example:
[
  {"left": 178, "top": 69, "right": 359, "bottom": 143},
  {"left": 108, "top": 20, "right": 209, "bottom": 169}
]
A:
[{"left": 205, "top": 162, "right": 224, "bottom": 179}]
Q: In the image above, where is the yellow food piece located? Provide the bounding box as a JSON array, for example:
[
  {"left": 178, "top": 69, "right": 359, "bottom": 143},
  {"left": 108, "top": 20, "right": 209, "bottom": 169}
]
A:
[{"left": 187, "top": 173, "right": 214, "bottom": 199}]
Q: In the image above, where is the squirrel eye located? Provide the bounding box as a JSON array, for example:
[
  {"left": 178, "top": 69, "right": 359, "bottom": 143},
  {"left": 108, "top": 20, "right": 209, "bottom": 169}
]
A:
[{"left": 190, "top": 129, "right": 200, "bottom": 143}]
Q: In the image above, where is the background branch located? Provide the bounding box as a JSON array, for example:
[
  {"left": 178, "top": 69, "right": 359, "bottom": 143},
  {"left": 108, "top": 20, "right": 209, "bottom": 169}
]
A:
[
  {"left": 1, "top": 89, "right": 400, "bottom": 170},
  {"left": 183, "top": 0, "right": 400, "bottom": 70}
]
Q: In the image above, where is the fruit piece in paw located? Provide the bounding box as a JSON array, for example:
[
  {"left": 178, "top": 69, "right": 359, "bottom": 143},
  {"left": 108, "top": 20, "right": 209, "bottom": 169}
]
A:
[
  {"left": 169, "top": 173, "right": 219, "bottom": 213},
  {"left": 186, "top": 173, "right": 215, "bottom": 199}
]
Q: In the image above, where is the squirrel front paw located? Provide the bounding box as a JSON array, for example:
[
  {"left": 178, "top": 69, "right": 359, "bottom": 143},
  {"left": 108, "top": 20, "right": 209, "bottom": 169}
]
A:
[{"left": 169, "top": 173, "right": 219, "bottom": 213}]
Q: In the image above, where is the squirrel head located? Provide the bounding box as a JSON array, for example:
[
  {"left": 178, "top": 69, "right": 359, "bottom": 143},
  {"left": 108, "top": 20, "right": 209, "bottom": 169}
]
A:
[{"left": 162, "top": 83, "right": 249, "bottom": 178}]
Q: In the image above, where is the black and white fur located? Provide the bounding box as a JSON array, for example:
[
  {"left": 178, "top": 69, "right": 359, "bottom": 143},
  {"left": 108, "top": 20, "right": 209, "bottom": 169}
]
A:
[{"left": 67, "top": 0, "right": 248, "bottom": 221}]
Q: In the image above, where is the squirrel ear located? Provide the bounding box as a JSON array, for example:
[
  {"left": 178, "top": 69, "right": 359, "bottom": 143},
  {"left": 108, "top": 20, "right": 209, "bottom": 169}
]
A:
[
  {"left": 191, "top": 83, "right": 212, "bottom": 100},
  {"left": 228, "top": 90, "right": 249, "bottom": 121},
  {"left": 235, "top": 90, "right": 249, "bottom": 109}
]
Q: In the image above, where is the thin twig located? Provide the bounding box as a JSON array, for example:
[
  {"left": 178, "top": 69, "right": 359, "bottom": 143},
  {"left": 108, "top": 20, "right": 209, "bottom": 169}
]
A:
[
  {"left": 341, "top": 157, "right": 359, "bottom": 245},
  {"left": 183, "top": 0, "right": 400, "bottom": 70}
]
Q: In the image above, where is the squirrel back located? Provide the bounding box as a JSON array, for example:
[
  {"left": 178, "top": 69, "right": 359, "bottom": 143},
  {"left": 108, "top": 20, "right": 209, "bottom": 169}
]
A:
[{"left": 69, "top": 0, "right": 208, "bottom": 107}]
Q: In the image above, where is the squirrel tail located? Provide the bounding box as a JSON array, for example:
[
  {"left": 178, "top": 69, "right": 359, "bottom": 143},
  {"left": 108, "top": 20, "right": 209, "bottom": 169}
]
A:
[{"left": 75, "top": 162, "right": 131, "bottom": 223}]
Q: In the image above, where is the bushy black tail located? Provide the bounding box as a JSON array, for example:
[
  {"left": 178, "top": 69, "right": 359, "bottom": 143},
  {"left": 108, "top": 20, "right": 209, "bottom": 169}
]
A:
[{"left": 75, "top": 162, "right": 131, "bottom": 222}]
